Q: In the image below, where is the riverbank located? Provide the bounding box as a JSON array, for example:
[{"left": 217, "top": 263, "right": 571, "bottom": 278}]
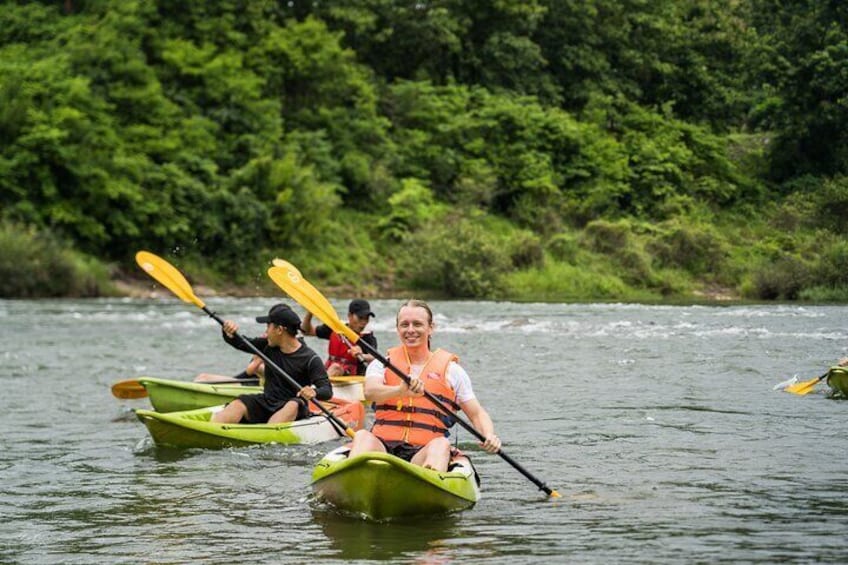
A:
[{"left": 109, "top": 270, "right": 742, "bottom": 303}]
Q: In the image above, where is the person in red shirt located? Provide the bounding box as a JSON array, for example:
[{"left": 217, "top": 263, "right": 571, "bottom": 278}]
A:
[{"left": 301, "top": 299, "right": 377, "bottom": 376}]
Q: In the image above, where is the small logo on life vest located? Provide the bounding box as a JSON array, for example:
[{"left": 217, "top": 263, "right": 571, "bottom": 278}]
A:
[{"left": 425, "top": 372, "right": 439, "bottom": 380}]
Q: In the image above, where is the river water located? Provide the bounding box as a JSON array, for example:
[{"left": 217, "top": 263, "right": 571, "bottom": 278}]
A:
[{"left": 2, "top": 297, "right": 847, "bottom": 563}]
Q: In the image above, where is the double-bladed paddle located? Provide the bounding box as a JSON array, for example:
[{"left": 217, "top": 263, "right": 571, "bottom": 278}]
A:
[
  {"left": 134, "top": 251, "right": 355, "bottom": 438},
  {"left": 111, "top": 377, "right": 260, "bottom": 399},
  {"left": 783, "top": 372, "right": 828, "bottom": 395},
  {"left": 267, "top": 262, "right": 561, "bottom": 498}
]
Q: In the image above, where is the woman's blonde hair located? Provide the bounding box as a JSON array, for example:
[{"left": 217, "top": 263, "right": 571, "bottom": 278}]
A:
[{"left": 395, "top": 299, "right": 433, "bottom": 325}]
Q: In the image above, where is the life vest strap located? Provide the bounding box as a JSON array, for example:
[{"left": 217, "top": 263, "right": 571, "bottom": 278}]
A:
[
  {"left": 373, "top": 404, "right": 446, "bottom": 418},
  {"left": 373, "top": 419, "right": 448, "bottom": 434}
]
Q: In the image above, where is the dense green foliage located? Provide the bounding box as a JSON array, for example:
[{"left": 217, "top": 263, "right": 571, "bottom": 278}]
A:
[{"left": 1, "top": 1, "right": 846, "bottom": 300}]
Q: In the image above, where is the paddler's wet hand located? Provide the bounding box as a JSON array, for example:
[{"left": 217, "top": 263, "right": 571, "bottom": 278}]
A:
[
  {"left": 406, "top": 377, "right": 425, "bottom": 396},
  {"left": 481, "top": 434, "right": 501, "bottom": 453},
  {"left": 299, "top": 385, "right": 317, "bottom": 401},
  {"left": 222, "top": 320, "right": 239, "bottom": 338}
]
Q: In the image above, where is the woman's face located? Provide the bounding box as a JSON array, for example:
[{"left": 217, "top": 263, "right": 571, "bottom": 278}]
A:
[{"left": 396, "top": 305, "right": 432, "bottom": 349}]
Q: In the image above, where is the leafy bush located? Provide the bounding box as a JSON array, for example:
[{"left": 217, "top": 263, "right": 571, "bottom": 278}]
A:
[
  {"left": 0, "top": 223, "right": 113, "bottom": 297},
  {"left": 507, "top": 230, "right": 544, "bottom": 270},
  {"left": 749, "top": 255, "right": 813, "bottom": 300},
  {"left": 377, "top": 178, "right": 448, "bottom": 242},
  {"left": 581, "top": 219, "right": 632, "bottom": 255},
  {"left": 546, "top": 232, "right": 580, "bottom": 264},
  {"left": 815, "top": 175, "right": 848, "bottom": 234},
  {"left": 647, "top": 222, "right": 727, "bottom": 275},
  {"left": 813, "top": 240, "right": 848, "bottom": 288},
  {"left": 398, "top": 216, "right": 512, "bottom": 298}
]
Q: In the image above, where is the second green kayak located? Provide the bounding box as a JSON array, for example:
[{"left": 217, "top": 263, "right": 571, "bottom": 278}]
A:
[
  {"left": 140, "top": 377, "right": 262, "bottom": 412},
  {"left": 136, "top": 376, "right": 366, "bottom": 412},
  {"left": 311, "top": 446, "right": 480, "bottom": 521}
]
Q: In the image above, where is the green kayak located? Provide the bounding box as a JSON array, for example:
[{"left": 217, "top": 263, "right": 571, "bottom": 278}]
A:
[
  {"left": 311, "top": 446, "right": 480, "bottom": 521},
  {"left": 827, "top": 366, "right": 848, "bottom": 398},
  {"left": 135, "top": 376, "right": 365, "bottom": 412},
  {"left": 140, "top": 377, "right": 262, "bottom": 413},
  {"left": 134, "top": 399, "right": 365, "bottom": 449}
]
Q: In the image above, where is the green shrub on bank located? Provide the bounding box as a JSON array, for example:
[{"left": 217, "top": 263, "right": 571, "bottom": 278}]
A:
[
  {"left": 647, "top": 221, "right": 727, "bottom": 276},
  {"left": 0, "top": 223, "right": 115, "bottom": 297},
  {"left": 396, "top": 215, "right": 512, "bottom": 298},
  {"left": 502, "top": 260, "right": 644, "bottom": 302},
  {"left": 747, "top": 255, "right": 814, "bottom": 300}
]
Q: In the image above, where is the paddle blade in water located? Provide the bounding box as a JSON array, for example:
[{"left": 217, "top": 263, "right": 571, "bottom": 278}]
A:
[
  {"left": 135, "top": 251, "right": 205, "bottom": 309},
  {"left": 784, "top": 374, "right": 826, "bottom": 395},
  {"left": 111, "top": 379, "right": 148, "bottom": 399},
  {"left": 773, "top": 375, "right": 798, "bottom": 391}
]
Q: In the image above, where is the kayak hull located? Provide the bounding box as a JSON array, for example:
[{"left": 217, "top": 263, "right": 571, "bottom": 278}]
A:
[
  {"left": 827, "top": 366, "right": 848, "bottom": 398},
  {"left": 311, "top": 446, "right": 480, "bottom": 521},
  {"left": 139, "top": 376, "right": 366, "bottom": 412},
  {"left": 134, "top": 399, "right": 364, "bottom": 449},
  {"left": 326, "top": 376, "right": 366, "bottom": 404}
]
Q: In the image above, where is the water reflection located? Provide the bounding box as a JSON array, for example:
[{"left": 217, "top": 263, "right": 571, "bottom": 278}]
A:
[{"left": 313, "top": 507, "right": 461, "bottom": 562}]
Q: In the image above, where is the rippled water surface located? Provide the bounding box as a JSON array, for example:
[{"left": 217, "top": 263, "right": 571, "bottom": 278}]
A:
[{"left": 2, "top": 298, "right": 848, "bottom": 563}]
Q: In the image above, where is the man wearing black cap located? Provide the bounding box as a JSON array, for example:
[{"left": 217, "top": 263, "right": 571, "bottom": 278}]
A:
[
  {"left": 301, "top": 299, "right": 378, "bottom": 376},
  {"left": 211, "top": 303, "right": 332, "bottom": 424}
]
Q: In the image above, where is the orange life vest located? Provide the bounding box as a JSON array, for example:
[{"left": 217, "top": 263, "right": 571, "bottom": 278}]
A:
[
  {"left": 325, "top": 331, "right": 359, "bottom": 375},
  {"left": 371, "top": 346, "right": 461, "bottom": 446}
]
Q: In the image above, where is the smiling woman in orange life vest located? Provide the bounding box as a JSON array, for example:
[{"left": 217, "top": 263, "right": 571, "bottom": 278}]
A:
[
  {"left": 347, "top": 299, "right": 501, "bottom": 472},
  {"left": 301, "top": 299, "right": 377, "bottom": 376}
]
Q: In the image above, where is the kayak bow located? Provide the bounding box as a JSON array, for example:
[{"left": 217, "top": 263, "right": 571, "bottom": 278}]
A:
[{"left": 311, "top": 446, "right": 480, "bottom": 520}]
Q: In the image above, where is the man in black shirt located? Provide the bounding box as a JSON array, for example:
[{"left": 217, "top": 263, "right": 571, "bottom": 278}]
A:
[{"left": 211, "top": 303, "right": 332, "bottom": 424}]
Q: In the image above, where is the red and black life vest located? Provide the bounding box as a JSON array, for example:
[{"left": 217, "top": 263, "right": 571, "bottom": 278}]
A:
[{"left": 325, "top": 331, "right": 359, "bottom": 375}]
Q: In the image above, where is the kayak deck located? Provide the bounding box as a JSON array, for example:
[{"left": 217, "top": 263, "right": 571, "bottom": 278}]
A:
[
  {"left": 311, "top": 446, "right": 480, "bottom": 521},
  {"left": 135, "top": 399, "right": 364, "bottom": 449}
]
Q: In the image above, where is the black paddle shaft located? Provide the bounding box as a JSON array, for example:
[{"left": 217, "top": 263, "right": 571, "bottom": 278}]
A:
[
  {"left": 201, "top": 307, "right": 349, "bottom": 437},
  {"left": 356, "top": 339, "right": 557, "bottom": 496}
]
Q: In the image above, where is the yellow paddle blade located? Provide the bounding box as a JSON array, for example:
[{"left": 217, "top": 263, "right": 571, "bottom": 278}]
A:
[
  {"left": 272, "top": 258, "right": 302, "bottom": 276},
  {"left": 110, "top": 379, "right": 148, "bottom": 399},
  {"left": 267, "top": 265, "right": 360, "bottom": 344},
  {"left": 784, "top": 374, "right": 825, "bottom": 395},
  {"left": 135, "top": 251, "right": 205, "bottom": 309}
]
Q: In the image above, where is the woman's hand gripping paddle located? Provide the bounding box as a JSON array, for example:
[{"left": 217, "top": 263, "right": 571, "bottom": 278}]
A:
[
  {"left": 134, "top": 251, "right": 355, "bottom": 438},
  {"left": 267, "top": 262, "right": 561, "bottom": 498}
]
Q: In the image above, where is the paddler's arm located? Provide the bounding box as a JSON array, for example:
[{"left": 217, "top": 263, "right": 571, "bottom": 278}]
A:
[
  {"left": 460, "top": 398, "right": 501, "bottom": 454},
  {"left": 300, "top": 312, "right": 317, "bottom": 336},
  {"left": 221, "top": 320, "right": 267, "bottom": 353},
  {"left": 304, "top": 354, "right": 332, "bottom": 401}
]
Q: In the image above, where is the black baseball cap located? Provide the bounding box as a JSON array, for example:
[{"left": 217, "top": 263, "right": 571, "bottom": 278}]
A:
[
  {"left": 256, "top": 303, "right": 301, "bottom": 330},
  {"left": 348, "top": 299, "right": 375, "bottom": 318}
]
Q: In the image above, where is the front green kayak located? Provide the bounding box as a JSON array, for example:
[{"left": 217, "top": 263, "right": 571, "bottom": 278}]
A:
[
  {"left": 135, "top": 399, "right": 365, "bottom": 449},
  {"left": 827, "top": 366, "right": 848, "bottom": 398},
  {"left": 311, "top": 446, "right": 480, "bottom": 521},
  {"left": 140, "top": 377, "right": 261, "bottom": 412}
]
